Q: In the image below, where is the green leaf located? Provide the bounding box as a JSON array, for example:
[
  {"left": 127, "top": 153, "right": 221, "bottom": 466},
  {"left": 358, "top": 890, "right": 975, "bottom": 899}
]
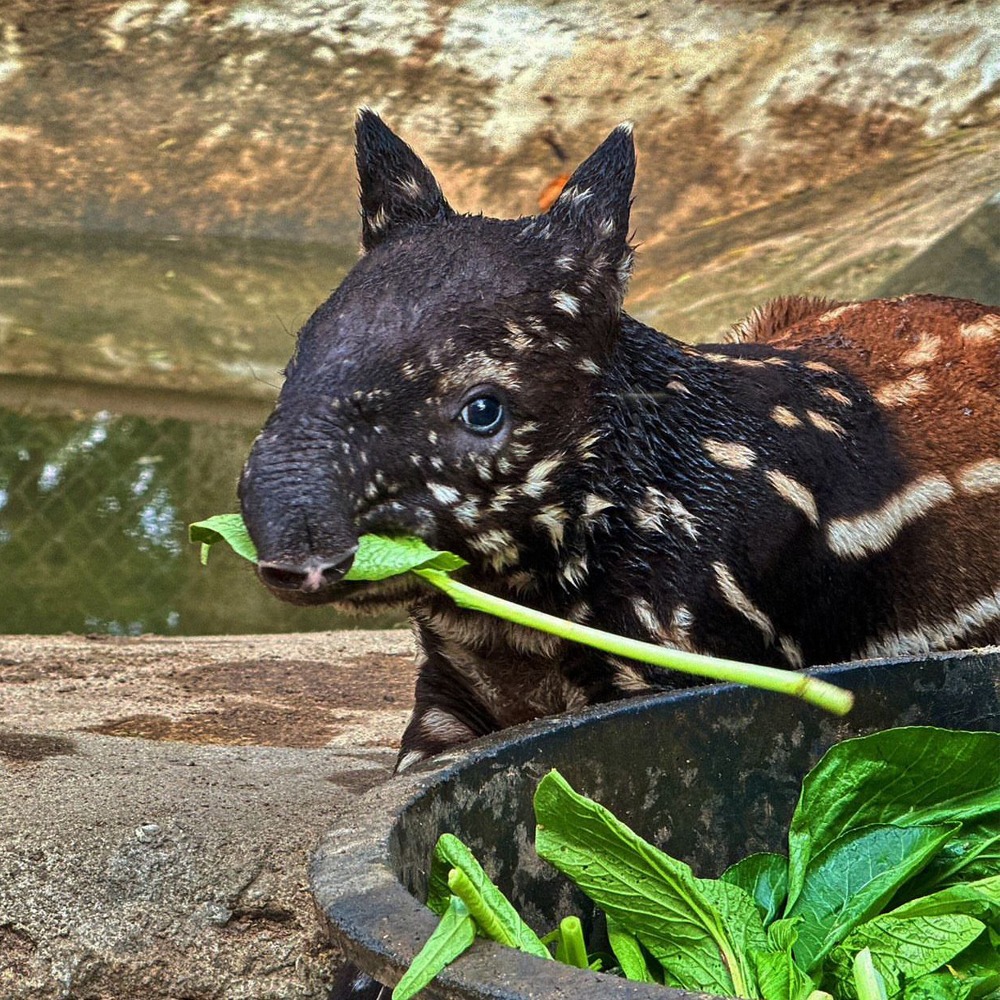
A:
[
  {"left": 946, "top": 929, "right": 1000, "bottom": 998},
  {"left": 189, "top": 514, "right": 258, "bottom": 564},
  {"left": 752, "top": 919, "right": 816, "bottom": 1000},
  {"left": 429, "top": 834, "right": 549, "bottom": 959},
  {"left": 826, "top": 914, "right": 985, "bottom": 999},
  {"left": 902, "top": 971, "right": 976, "bottom": 1000},
  {"left": 344, "top": 534, "right": 467, "bottom": 581},
  {"left": 904, "top": 821, "right": 1000, "bottom": 900},
  {"left": 534, "top": 769, "right": 751, "bottom": 997},
  {"left": 789, "top": 823, "right": 958, "bottom": 971},
  {"left": 786, "top": 728, "right": 1000, "bottom": 907},
  {"left": 392, "top": 894, "right": 476, "bottom": 1000},
  {"left": 698, "top": 875, "right": 769, "bottom": 993},
  {"left": 723, "top": 852, "right": 789, "bottom": 926},
  {"left": 189, "top": 514, "right": 467, "bottom": 579},
  {"left": 606, "top": 914, "right": 661, "bottom": 983},
  {"left": 888, "top": 875, "right": 1000, "bottom": 928}
]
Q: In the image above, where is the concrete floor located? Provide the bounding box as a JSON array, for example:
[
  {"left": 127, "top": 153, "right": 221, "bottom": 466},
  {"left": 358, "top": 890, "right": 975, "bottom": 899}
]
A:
[{"left": 0, "top": 630, "right": 418, "bottom": 999}]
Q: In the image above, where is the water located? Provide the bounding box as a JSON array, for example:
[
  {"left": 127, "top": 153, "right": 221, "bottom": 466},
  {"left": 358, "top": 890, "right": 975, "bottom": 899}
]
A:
[
  {"left": 0, "top": 229, "right": 396, "bottom": 635},
  {"left": 0, "top": 405, "right": 400, "bottom": 635}
]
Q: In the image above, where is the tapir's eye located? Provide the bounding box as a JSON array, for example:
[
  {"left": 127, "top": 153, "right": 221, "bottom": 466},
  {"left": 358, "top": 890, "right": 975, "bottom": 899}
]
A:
[{"left": 459, "top": 395, "right": 505, "bottom": 435}]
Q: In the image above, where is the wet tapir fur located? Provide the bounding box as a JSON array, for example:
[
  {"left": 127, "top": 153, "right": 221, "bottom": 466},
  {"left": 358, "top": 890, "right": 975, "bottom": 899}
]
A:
[{"left": 240, "top": 111, "right": 1000, "bottom": 775}]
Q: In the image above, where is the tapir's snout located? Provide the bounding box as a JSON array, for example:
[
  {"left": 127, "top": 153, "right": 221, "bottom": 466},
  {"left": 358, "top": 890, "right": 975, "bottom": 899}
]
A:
[{"left": 256, "top": 548, "right": 357, "bottom": 595}]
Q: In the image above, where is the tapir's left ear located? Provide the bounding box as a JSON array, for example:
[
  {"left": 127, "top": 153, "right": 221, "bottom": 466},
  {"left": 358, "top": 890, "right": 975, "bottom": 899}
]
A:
[
  {"left": 355, "top": 109, "right": 454, "bottom": 252},
  {"left": 547, "top": 122, "right": 635, "bottom": 248}
]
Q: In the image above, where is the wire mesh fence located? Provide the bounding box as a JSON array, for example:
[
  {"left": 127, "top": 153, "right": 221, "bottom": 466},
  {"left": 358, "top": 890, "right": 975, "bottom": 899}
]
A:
[{"left": 0, "top": 405, "right": 401, "bottom": 635}]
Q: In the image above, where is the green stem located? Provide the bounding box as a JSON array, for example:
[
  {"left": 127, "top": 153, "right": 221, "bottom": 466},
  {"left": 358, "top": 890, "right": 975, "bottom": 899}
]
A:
[
  {"left": 447, "top": 867, "right": 515, "bottom": 947},
  {"left": 414, "top": 569, "right": 853, "bottom": 716}
]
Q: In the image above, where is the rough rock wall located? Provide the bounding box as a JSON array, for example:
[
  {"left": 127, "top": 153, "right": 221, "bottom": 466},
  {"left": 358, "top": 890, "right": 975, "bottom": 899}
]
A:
[{"left": 1, "top": 0, "right": 997, "bottom": 243}]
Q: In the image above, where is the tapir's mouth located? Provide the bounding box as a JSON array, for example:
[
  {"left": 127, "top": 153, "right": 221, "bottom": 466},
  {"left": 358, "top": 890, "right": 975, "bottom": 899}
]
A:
[{"left": 257, "top": 570, "right": 425, "bottom": 613}]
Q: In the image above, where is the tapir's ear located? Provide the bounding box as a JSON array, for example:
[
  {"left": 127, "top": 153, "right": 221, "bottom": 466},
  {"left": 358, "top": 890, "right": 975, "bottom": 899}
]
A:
[
  {"left": 355, "top": 109, "right": 454, "bottom": 252},
  {"left": 547, "top": 122, "right": 635, "bottom": 247}
]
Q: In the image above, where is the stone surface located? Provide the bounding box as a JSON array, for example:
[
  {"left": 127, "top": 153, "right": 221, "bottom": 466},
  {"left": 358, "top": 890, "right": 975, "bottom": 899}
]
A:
[
  {"left": 0, "top": 0, "right": 998, "bottom": 396},
  {"left": 0, "top": 631, "right": 417, "bottom": 998}
]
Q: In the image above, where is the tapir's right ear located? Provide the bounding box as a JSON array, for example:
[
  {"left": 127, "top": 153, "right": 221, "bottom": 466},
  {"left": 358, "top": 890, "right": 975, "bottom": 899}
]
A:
[{"left": 355, "top": 109, "right": 454, "bottom": 252}]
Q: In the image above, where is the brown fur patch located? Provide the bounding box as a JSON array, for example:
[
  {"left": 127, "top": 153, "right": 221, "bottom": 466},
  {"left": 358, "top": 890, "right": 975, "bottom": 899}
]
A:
[{"left": 726, "top": 296, "right": 842, "bottom": 344}]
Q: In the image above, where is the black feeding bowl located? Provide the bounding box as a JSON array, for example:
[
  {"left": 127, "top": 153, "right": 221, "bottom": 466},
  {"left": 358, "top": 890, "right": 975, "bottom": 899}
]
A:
[{"left": 312, "top": 648, "right": 1000, "bottom": 999}]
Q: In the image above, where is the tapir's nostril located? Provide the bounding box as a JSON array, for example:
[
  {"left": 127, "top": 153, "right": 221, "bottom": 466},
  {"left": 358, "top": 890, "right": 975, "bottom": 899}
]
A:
[{"left": 257, "top": 549, "right": 356, "bottom": 593}]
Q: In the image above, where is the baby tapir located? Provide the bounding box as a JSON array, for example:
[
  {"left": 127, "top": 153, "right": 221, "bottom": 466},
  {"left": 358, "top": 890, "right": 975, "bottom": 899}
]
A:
[{"left": 240, "top": 111, "right": 1000, "bottom": 774}]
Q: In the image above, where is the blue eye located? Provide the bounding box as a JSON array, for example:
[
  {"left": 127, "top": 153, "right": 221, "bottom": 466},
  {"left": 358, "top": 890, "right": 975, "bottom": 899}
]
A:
[{"left": 460, "top": 395, "right": 505, "bottom": 435}]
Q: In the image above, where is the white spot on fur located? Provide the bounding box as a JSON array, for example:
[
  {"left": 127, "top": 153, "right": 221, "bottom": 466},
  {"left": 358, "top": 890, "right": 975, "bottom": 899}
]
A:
[
  {"left": 858, "top": 585, "right": 1000, "bottom": 659},
  {"left": 522, "top": 454, "right": 563, "bottom": 498},
  {"left": 771, "top": 405, "right": 803, "bottom": 428},
  {"left": 956, "top": 457, "right": 1000, "bottom": 495},
  {"left": 765, "top": 469, "right": 820, "bottom": 526},
  {"left": 778, "top": 636, "right": 805, "bottom": 670},
  {"left": 468, "top": 528, "right": 520, "bottom": 571},
  {"left": 900, "top": 335, "right": 941, "bottom": 367},
  {"left": 396, "top": 750, "right": 427, "bottom": 772},
  {"left": 397, "top": 175, "right": 424, "bottom": 199},
  {"left": 555, "top": 255, "right": 576, "bottom": 271},
  {"left": 666, "top": 380, "right": 690, "bottom": 395},
  {"left": 428, "top": 482, "right": 460, "bottom": 505},
  {"left": 818, "top": 304, "right": 858, "bottom": 323},
  {"left": 818, "top": 387, "right": 852, "bottom": 407},
  {"left": 453, "top": 499, "right": 480, "bottom": 527},
  {"left": 960, "top": 315, "right": 1000, "bottom": 341},
  {"left": 610, "top": 657, "right": 656, "bottom": 694},
  {"left": 875, "top": 372, "right": 931, "bottom": 408},
  {"left": 826, "top": 474, "right": 955, "bottom": 559},
  {"left": 369, "top": 205, "right": 389, "bottom": 234},
  {"left": 560, "top": 552, "right": 588, "bottom": 588},
  {"left": 633, "top": 597, "right": 668, "bottom": 643},
  {"left": 418, "top": 707, "right": 475, "bottom": 745},
  {"left": 703, "top": 438, "right": 758, "bottom": 470},
  {"left": 576, "top": 357, "right": 601, "bottom": 375},
  {"left": 533, "top": 504, "right": 568, "bottom": 547},
  {"left": 803, "top": 360, "right": 838, "bottom": 375},
  {"left": 713, "top": 562, "right": 775, "bottom": 645},
  {"left": 805, "top": 410, "right": 845, "bottom": 437},
  {"left": 551, "top": 290, "right": 582, "bottom": 318},
  {"left": 582, "top": 493, "right": 614, "bottom": 518},
  {"left": 633, "top": 487, "right": 700, "bottom": 540}
]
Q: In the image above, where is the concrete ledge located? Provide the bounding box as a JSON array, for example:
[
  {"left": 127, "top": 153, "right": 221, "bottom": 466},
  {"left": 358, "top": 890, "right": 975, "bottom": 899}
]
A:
[{"left": 0, "top": 630, "right": 417, "bottom": 999}]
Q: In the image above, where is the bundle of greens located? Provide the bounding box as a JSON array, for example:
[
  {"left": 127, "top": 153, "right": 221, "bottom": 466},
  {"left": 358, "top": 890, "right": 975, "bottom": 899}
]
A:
[{"left": 401, "top": 727, "right": 1000, "bottom": 1000}]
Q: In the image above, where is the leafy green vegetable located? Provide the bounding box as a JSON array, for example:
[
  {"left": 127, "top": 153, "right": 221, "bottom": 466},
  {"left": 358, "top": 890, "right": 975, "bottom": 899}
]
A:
[
  {"left": 788, "top": 824, "right": 958, "bottom": 971},
  {"left": 606, "top": 913, "right": 661, "bottom": 983},
  {"left": 826, "top": 914, "right": 985, "bottom": 999},
  {"left": 887, "top": 875, "right": 1000, "bottom": 926},
  {"left": 853, "top": 948, "right": 888, "bottom": 1000},
  {"left": 786, "top": 729, "right": 1000, "bottom": 908},
  {"left": 553, "top": 915, "right": 591, "bottom": 969},
  {"left": 391, "top": 895, "right": 476, "bottom": 1000},
  {"left": 723, "top": 853, "right": 790, "bottom": 926},
  {"left": 752, "top": 920, "right": 816, "bottom": 1000},
  {"left": 429, "top": 833, "right": 550, "bottom": 960},
  {"left": 190, "top": 513, "right": 258, "bottom": 565},
  {"left": 534, "top": 768, "right": 762, "bottom": 997}
]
